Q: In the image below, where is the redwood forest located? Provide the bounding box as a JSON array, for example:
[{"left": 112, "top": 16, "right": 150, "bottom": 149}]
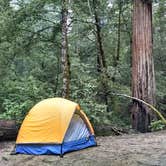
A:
[{"left": 0, "top": 0, "right": 166, "bottom": 165}]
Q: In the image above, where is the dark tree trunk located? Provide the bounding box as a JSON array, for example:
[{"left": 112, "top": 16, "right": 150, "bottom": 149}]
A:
[
  {"left": 92, "top": 0, "right": 106, "bottom": 72},
  {"left": 92, "top": 0, "right": 109, "bottom": 110},
  {"left": 112, "top": 0, "right": 122, "bottom": 82},
  {"left": 131, "top": 0, "right": 156, "bottom": 132},
  {"left": 51, "top": 26, "right": 60, "bottom": 95},
  {"left": 114, "top": 0, "right": 122, "bottom": 67},
  {"left": 61, "top": 0, "right": 70, "bottom": 99},
  {"left": 0, "top": 120, "right": 18, "bottom": 140}
]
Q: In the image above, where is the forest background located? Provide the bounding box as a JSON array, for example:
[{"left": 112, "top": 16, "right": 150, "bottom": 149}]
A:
[{"left": 0, "top": 0, "right": 165, "bottom": 132}]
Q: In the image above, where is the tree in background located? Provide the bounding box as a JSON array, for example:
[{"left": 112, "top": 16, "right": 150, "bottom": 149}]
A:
[
  {"left": 131, "top": 0, "right": 156, "bottom": 132},
  {"left": 61, "top": 0, "right": 70, "bottom": 98},
  {"left": 114, "top": 0, "right": 122, "bottom": 68},
  {"left": 153, "top": 0, "right": 166, "bottom": 114},
  {"left": 0, "top": 0, "right": 165, "bottom": 130},
  {"left": 91, "top": 0, "right": 109, "bottom": 110},
  {"left": 92, "top": 0, "right": 107, "bottom": 72}
]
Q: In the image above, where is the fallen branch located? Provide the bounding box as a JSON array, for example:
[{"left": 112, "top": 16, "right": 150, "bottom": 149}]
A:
[
  {"left": 111, "top": 127, "right": 124, "bottom": 135},
  {"left": 95, "top": 124, "right": 127, "bottom": 136}
]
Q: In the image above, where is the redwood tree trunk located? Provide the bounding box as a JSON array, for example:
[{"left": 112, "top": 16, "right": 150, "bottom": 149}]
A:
[
  {"left": 61, "top": 0, "right": 70, "bottom": 99},
  {"left": 131, "top": 0, "right": 156, "bottom": 132}
]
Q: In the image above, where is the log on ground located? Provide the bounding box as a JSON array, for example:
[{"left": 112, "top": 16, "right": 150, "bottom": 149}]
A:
[{"left": 0, "top": 120, "right": 18, "bottom": 141}]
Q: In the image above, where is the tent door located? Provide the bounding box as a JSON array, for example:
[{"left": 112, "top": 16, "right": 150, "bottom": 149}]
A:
[{"left": 63, "top": 113, "right": 90, "bottom": 143}]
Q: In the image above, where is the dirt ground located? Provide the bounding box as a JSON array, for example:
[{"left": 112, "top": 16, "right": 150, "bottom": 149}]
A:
[{"left": 1, "top": 131, "right": 166, "bottom": 166}]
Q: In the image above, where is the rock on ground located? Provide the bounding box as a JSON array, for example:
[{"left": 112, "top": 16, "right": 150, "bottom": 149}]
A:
[{"left": 1, "top": 131, "right": 166, "bottom": 166}]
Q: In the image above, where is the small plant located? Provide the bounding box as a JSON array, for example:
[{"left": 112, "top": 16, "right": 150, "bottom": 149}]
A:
[{"left": 150, "top": 120, "right": 166, "bottom": 131}]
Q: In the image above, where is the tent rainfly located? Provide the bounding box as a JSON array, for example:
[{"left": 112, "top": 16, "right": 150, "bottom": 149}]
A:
[{"left": 15, "top": 98, "right": 97, "bottom": 155}]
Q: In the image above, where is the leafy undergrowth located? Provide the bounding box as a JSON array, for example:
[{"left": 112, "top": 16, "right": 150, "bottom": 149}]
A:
[{"left": 150, "top": 120, "right": 166, "bottom": 131}]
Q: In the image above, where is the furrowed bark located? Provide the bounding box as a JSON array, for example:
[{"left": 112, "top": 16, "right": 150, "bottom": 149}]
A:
[{"left": 131, "top": 0, "right": 156, "bottom": 132}]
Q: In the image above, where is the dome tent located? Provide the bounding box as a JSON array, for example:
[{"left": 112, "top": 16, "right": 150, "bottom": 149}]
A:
[{"left": 15, "top": 98, "right": 96, "bottom": 155}]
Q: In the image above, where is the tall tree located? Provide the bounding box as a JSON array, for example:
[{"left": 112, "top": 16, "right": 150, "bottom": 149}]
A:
[
  {"left": 92, "top": 0, "right": 109, "bottom": 110},
  {"left": 61, "top": 0, "right": 70, "bottom": 98},
  {"left": 131, "top": 0, "right": 156, "bottom": 132},
  {"left": 92, "top": 0, "right": 106, "bottom": 72},
  {"left": 112, "top": 0, "right": 123, "bottom": 82},
  {"left": 114, "top": 0, "right": 122, "bottom": 68}
]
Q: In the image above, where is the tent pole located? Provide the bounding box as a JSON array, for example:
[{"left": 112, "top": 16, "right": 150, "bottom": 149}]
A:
[{"left": 60, "top": 144, "right": 63, "bottom": 158}]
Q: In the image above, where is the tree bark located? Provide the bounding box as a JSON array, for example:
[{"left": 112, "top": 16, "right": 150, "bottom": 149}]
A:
[
  {"left": 61, "top": 0, "right": 70, "bottom": 99},
  {"left": 131, "top": 0, "right": 156, "bottom": 132}
]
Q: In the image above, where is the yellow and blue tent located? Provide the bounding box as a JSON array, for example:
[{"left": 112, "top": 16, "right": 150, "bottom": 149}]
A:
[{"left": 15, "top": 98, "right": 96, "bottom": 155}]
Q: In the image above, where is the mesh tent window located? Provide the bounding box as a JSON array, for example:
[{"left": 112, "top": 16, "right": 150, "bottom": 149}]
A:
[{"left": 64, "top": 114, "right": 90, "bottom": 142}]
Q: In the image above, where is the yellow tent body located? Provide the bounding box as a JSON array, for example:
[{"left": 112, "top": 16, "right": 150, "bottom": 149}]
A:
[{"left": 16, "top": 98, "right": 94, "bottom": 144}]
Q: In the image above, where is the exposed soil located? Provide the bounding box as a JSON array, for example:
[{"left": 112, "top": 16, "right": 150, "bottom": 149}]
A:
[{"left": 1, "top": 131, "right": 166, "bottom": 166}]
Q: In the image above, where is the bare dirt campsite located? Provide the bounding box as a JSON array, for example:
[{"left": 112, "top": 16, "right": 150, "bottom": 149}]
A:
[{"left": 1, "top": 131, "right": 166, "bottom": 166}]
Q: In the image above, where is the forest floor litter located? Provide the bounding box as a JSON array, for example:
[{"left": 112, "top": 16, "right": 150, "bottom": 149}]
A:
[{"left": 1, "top": 130, "right": 166, "bottom": 166}]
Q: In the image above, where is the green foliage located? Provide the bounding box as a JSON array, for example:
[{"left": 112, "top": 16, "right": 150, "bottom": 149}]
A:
[
  {"left": 0, "top": 76, "right": 55, "bottom": 122},
  {"left": 81, "top": 101, "right": 110, "bottom": 125},
  {"left": 150, "top": 120, "right": 166, "bottom": 131},
  {"left": 0, "top": 0, "right": 165, "bottom": 133},
  {"left": 0, "top": 99, "right": 33, "bottom": 122}
]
